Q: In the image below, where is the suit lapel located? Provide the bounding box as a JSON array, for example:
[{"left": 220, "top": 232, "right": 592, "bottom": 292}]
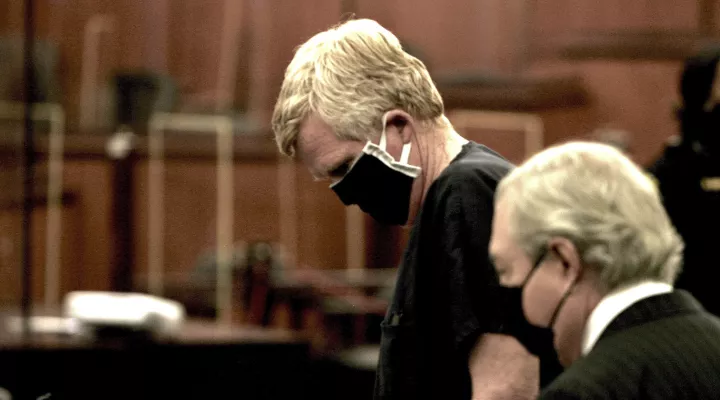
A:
[{"left": 597, "top": 290, "right": 705, "bottom": 343}]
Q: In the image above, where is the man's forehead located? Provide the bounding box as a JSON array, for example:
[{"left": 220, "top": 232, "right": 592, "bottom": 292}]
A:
[
  {"left": 297, "top": 116, "right": 360, "bottom": 177},
  {"left": 296, "top": 118, "right": 323, "bottom": 156},
  {"left": 297, "top": 116, "right": 333, "bottom": 157}
]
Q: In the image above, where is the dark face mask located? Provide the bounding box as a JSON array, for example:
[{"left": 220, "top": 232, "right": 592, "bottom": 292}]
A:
[
  {"left": 330, "top": 120, "right": 421, "bottom": 225},
  {"left": 503, "top": 248, "right": 575, "bottom": 357},
  {"left": 521, "top": 247, "right": 578, "bottom": 330}
]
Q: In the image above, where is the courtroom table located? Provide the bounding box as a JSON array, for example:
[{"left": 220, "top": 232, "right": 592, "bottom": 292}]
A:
[{"left": 0, "top": 312, "right": 311, "bottom": 400}]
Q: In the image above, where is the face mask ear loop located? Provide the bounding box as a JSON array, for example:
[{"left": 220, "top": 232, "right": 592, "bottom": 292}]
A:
[
  {"left": 400, "top": 141, "right": 412, "bottom": 164},
  {"left": 379, "top": 113, "right": 389, "bottom": 150}
]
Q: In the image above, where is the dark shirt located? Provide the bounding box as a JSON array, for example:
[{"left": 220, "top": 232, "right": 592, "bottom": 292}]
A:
[
  {"left": 373, "top": 142, "right": 562, "bottom": 400},
  {"left": 648, "top": 139, "right": 720, "bottom": 315}
]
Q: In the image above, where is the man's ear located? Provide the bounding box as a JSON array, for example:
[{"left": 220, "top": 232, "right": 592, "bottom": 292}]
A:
[
  {"left": 548, "top": 237, "right": 583, "bottom": 282},
  {"left": 383, "top": 109, "right": 417, "bottom": 145}
]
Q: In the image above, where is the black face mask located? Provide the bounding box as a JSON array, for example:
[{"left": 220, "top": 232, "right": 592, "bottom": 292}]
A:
[
  {"left": 331, "top": 124, "right": 421, "bottom": 226},
  {"left": 502, "top": 248, "right": 575, "bottom": 358},
  {"left": 503, "top": 285, "right": 557, "bottom": 358},
  {"left": 521, "top": 247, "right": 577, "bottom": 330},
  {"left": 504, "top": 283, "right": 565, "bottom": 388},
  {"left": 500, "top": 250, "right": 550, "bottom": 358}
]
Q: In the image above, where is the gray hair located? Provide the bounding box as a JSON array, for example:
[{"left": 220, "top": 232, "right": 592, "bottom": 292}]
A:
[{"left": 496, "top": 142, "right": 683, "bottom": 291}]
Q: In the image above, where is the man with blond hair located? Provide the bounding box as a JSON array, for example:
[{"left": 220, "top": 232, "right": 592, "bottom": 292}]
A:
[
  {"left": 490, "top": 141, "right": 720, "bottom": 399},
  {"left": 272, "top": 18, "right": 560, "bottom": 400}
]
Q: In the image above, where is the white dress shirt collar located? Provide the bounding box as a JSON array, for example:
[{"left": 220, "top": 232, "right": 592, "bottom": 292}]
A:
[{"left": 581, "top": 280, "right": 673, "bottom": 355}]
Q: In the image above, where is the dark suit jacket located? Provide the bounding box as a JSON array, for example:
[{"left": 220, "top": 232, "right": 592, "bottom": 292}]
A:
[{"left": 539, "top": 290, "right": 720, "bottom": 399}]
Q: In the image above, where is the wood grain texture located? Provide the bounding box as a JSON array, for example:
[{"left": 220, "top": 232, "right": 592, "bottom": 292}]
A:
[
  {"left": 531, "top": 0, "right": 698, "bottom": 36},
  {"left": 1, "top": 0, "right": 717, "bottom": 301},
  {"left": 354, "top": 0, "right": 527, "bottom": 74},
  {"left": 132, "top": 161, "right": 281, "bottom": 278},
  {"left": 0, "top": 172, "right": 85, "bottom": 305},
  {"left": 529, "top": 59, "right": 683, "bottom": 165},
  {"left": 246, "top": 0, "right": 343, "bottom": 121}
]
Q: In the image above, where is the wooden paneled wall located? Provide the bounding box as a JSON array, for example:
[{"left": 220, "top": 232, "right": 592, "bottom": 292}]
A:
[
  {"left": 1, "top": 1, "right": 720, "bottom": 302},
  {"left": 531, "top": 0, "right": 698, "bottom": 35},
  {"left": 0, "top": 0, "right": 345, "bottom": 127},
  {"left": 353, "top": 0, "right": 529, "bottom": 74},
  {"left": 131, "top": 159, "right": 346, "bottom": 275},
  {"left": 0, "top": 206, "right": 85, "bottom": 305},
  {"left": 524, "top": 0, "right": 707, "bottom": 164},
  {"left": 0, "top": 1, "right": 714, "bottom": 155},
  {"left": 0, "top": 2, "right": 7, "bottom": 32},
  {"left": 246, "top": 0, "right": 344, "bottom": 121},
  {"left": 3, "top": 0, "right": 716, "bottom": 162},
  {"left": 0, "top": 159, "right": 112, "bottom": 306},
  {"left": 0, "top": 145, "right": 350, "bottom": 305},
  {"left": 528, "top": 60, "right": 684, "bottom": 165}
]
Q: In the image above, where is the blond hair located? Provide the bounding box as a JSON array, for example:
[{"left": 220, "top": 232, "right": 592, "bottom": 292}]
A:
[
  {"left": 496, "top": 142, "right": 684, "bottom": 290},
  {"left": 272, "top": 19, "right": 445, "bottom": 157}
]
